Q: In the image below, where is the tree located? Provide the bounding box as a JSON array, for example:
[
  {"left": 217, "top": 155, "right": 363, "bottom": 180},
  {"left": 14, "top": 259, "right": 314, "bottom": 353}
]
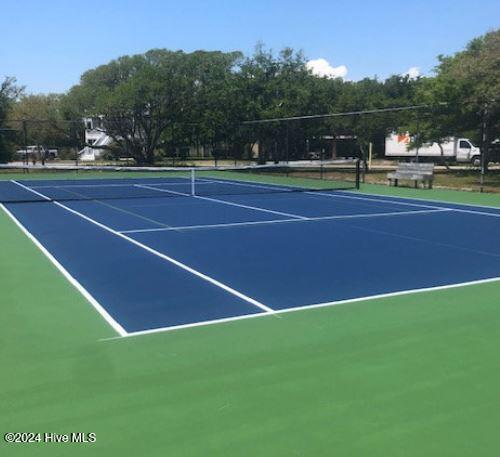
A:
[
  {"left": 8, "top": 94, "right": 79, "bottom": 159},
  {"left": 415, "top": 30, "right": 500, "bottom": 148},
  {"left": 302, "top": 75, "right": 420, "bottom": 161},
  {"left": 0, "top": 77, "right": 23, "bottom": 162},
  {"left": 58, "top": 34, "right": 498, "bottom": 167},
  {"left": 236, "top": 45, "right": 319, "bottom": 162},
  {"left": 160, "top": 50, "right": 243, "bottom": 162},
  {"left": 64, "top": 50, "right": 243, "bottom": 165}
]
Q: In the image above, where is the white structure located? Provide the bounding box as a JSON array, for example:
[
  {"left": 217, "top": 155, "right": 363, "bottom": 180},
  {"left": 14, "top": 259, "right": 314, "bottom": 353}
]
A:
[
  {"left": 385, "top": 133, "right": 481, "bottom": 165},
  {"left": 79, "top": 117, "right": 113, "bottom": 162}
]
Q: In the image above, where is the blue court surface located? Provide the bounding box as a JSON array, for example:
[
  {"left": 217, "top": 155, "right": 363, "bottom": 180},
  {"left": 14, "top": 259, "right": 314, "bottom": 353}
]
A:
[{"left": 2, "top": 178, "right": 500, "bottom": 337}]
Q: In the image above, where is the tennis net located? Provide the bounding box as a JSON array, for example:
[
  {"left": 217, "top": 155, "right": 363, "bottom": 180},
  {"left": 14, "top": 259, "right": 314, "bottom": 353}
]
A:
[{"left": 0, "top": 160, "right": 360, "bottom": 204}]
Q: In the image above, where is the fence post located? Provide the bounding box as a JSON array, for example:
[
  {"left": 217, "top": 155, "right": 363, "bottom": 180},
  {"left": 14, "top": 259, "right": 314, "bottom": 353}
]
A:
[
  {"left": 22, "top": 120, "right": 28, "bottom": 171},
  {"left": 480, "top": 103, "right": 488, "bottom": 193}
]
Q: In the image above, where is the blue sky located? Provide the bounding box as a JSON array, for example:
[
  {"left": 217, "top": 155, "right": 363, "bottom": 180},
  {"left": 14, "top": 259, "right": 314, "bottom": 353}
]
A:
[{"left": 1, "top": 0, "right": 498, "bottom": 94}]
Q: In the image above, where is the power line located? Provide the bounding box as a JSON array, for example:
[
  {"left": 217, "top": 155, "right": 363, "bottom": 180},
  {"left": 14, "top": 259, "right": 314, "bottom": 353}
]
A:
[
  {"left": 241, "top": 104, "right": 437, "bottom": 125},
  {"left": 6, "top": 118, "right": 84, "bottom": 124},
  {"left": 5, "top": 98, "right": 495, "bottom": 130},
  {"left": 241, "top": 98, "right": 500, "bottom": 125}
]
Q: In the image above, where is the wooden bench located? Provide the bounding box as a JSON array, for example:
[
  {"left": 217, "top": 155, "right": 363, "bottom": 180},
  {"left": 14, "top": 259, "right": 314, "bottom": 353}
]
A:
[{"left": 387, "top": 162, "right": 435, "bottom": 189}]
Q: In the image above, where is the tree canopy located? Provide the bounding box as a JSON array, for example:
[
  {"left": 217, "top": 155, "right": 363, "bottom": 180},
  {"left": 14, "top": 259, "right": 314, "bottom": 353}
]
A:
[
  {"left": 0, "top": 77, "right": 23, "bottom": 162},
  {"left": 8, "top": 93, "right": 79, "bottom": 152},
  {"left": 415, "top": 29, "right": 500, "bottom": 146},
  {"left": 63, "top": 50, "right": 243, "bottom": 164},
  {"left": 3, "top": 30, "right": 497, "bottom": 165}
]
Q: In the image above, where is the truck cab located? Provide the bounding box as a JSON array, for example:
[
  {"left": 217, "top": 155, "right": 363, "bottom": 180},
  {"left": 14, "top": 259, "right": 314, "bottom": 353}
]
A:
[{"left": 455, "top": 138, "right": 481, "bottom": 165}]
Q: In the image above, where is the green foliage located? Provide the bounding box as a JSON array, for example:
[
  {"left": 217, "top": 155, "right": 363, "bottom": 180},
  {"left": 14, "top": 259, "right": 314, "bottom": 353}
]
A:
[
  {"left": 336, "top": 76, "right": 420, "bottom": 150},
  {"left": 55, "top": 30, "right": 498, "bottom": 165},
  {"left": 415, "top": 29, "right": 499, "bottom": 146},
  {"left": 237, "top": 46, "right": 421, "bottom": 161},
  {"left": 64, "top": 50, "right": 244, "bottom": 165},
  {"left": 237, "top": 45, "right": 319, "bottom": 161},
  {"left": 0, "top": 77, "right": 23, "bottom": 162},
  {"left": 8, "top": 94, "right": 80, "bottom": 153},
  {"left": 161, "top": 50, "right": 244, "bottom": 160}
]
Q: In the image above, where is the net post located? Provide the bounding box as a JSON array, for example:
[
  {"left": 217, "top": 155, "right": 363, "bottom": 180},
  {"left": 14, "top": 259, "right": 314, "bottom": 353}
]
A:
[
  {"left": 355, "top": 159, "right": 361, "bottom": 189},
  {"left": 320, "top": 148, "right": 325, "bottom": 179},
  {"left": 191, "top": 169, "right": 196, "bottom": 196}
]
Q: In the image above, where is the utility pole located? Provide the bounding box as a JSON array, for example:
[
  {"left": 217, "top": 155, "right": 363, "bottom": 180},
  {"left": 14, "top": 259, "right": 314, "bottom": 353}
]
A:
[
  {"left": 285, "top": 120, "right": 290, "bottom": 164},
  {"left": 415, "top": 114, "right": 420, "bottom": 163},
  {"left": 76, "top": 123, "right": 83, "bottom": 167},
  {"left": 480, "top": 102, "right": 488, "bottom": 193},
  {"left": 22, "top": 120, "right": 28, "bottom": 168}
]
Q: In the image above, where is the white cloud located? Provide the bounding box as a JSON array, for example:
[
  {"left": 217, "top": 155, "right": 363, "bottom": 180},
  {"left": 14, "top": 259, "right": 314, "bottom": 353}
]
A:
[
  {"left": 307, "top": 58, "right": 348, "bottom": 80},
  {"left": 404, "top": 66, "right": 420, "bottom": 79}
]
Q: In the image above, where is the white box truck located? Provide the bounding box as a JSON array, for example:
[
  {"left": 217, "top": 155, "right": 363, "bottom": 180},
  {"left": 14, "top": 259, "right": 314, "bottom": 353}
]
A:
[{"left": 385, "top": 133, "right": 481, "bottom": 165}]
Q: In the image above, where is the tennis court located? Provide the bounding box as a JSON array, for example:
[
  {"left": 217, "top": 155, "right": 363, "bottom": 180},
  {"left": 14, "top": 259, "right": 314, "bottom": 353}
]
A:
[{"left": 1, "top": 165, "right": 499, "bottom": 338}]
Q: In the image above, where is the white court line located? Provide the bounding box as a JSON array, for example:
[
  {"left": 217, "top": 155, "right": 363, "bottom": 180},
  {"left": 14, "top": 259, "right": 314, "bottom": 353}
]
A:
[
  {"left": 12, "top": 180, "right": 52, "bottom": 201},
  {"left": 136, "top": 183, "right": 308, "bottom": 220},
  {"left": 120, "top": 208, "right": 450, "bottom": 234},
  {"left": 0, "top": 203, "right": 127, "bottom": 337},
  {"left": 9, "top": 179, "right": 499, "bottom": 339},
  {"left": 104, "top": 275, "right": 500, "bottom": 340},
  {"left": 102, "top": 311, "right": 270, "bottom": 340},
  {"left": 10, "top": 180, "right": 275, "bottom": 317},
  {"left": 32, "top": 183, "right": 134, "bottom": 189},
  {"left": 13, "top": 180, "right": 175, "bottom": 231},
  {"left": 194, "top": 195, "right": 308, "bottom": 219},
  {"left": 133, "top": 183, "right": 190, "bottom": 197},
  {"left": 30, "top": 181, "right": 213, "bottom": 189},
  {"left": 311, "top": 190, "right": 500, "bottom": 218},
  {"left": 200, "top": 175, "right": 500, "bottom": 214},
  {"left": 198, "top": 177, "right": 294, "bottom": 192},
  {"left": 346, "top": 189, "right": 500, "bottom": 211},
  {"left": 53, "top": 202, "right": 275, "bottom": 314},
  {"left": 120, "top": 218, "right": 299, "bottom": 233},
  {"left": 200, "top": 176, "right": 500, "bottom": 218},
  {"left": 22, "top": 177, "right": 500, "bottom": 216},
  {"left": 307, "top": 190, "right": 452, "bottom": 210}
]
